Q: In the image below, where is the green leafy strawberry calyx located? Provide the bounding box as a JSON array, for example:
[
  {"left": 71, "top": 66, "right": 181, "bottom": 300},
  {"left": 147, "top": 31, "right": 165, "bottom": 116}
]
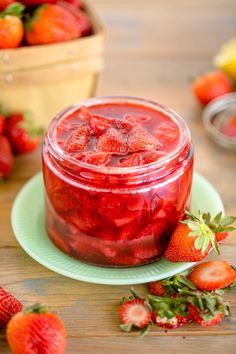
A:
[
  {"left": 182, "top": 210, "right": 236, "bottom": 255},
  {"left": 148, "top": 295, "right": 190, "bottom": 319},
  {"left": 0, "top": 3, "right": 25, "bottom": 18},
  {"left": 19, "top": 111, "right": 44, "bottom": 138},
  {"left": 24, "top": 303, "right": 48, "bottom": 314}
]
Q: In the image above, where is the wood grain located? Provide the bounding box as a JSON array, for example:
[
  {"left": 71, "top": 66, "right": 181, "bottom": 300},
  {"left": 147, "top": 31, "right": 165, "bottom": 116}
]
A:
[{"left": 1, "top": 0, "right": 236, "bottom": 353}]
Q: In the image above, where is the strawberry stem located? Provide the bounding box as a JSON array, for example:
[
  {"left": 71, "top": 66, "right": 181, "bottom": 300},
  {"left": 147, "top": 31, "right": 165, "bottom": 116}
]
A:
[
  {"left": 0, "top": 2, "right": 25, "bottom": 18},
  {"left": 24, "top": 303, "right": 48, "bottom": 314}
]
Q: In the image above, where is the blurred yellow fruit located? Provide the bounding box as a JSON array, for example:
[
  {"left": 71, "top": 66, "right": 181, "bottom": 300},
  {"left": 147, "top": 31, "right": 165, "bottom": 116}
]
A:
[{"left": 214, "top": 39, "right": 236, "bottom": 79}]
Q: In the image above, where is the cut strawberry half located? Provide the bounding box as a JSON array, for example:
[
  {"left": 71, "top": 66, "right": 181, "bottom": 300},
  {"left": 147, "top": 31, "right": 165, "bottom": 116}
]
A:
[
  {"left": 152, "top": 311, "right": 190, "bottom": 329},
  {"left": 187, "top": 303, "right": 224, "bottom": 327},
  {"left": 83, "top": 152, "right": 111, "bottom": 166},
  {"left": 96, "top": 128, "right": 128, "bottom": 155},
  {"left": 188, "top": 260, "right": 236, "bottom": 291},
  {"left": 124, "top": 114, "right": 151, "bottom": 124},
  {"left": 65, "top": 125, "right": 90, "bottom": 152},
  {"left": 119, "top": 298, "right": 152, "bottom": 330},
  {"left": 89, "top": 114, "right": 115, "bottom": 136},
  {"left": 127, "top": 126, "right": 162, "bottom": 152},
  {"left": 119, "top": 153, "right": 143, "bottom": 167}
]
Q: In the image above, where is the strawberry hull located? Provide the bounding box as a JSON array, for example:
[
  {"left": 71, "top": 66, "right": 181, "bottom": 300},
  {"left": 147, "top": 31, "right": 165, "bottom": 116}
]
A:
[{"left": 42, "top": 97, "right": 193, "bottom": 267}]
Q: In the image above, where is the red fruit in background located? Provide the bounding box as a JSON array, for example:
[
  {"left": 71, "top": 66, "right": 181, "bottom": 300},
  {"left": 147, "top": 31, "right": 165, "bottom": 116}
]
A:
[
  {"left": 0, "top": 0, "right": 15, "bottom": 11},
  {"left": 220, "top": 115, "right": 236, "bottom": 138},
  {"left": 21, "top": 0, "right": 57, "bottom": 5},
  {"left": 188, "top": 260, "right": 236, "bottom": 291},
  {"left": 0, "top": 3, "right": 24, "bottom": 49},
  {"left": 0, "top": 113, "right": 6, "bottom": 134},
  {"left": 25, "top": 4, "right": 80, "bottom": 45},
  {"left": 63, "top": 0, "right": 82, "bottom": 8},
  {"left": 0, "top": 135, "right": 14, "bottom": 178},
  {"left": 0, "top": 287, "right": 22, "bottom": 328},
  {"left": 96, "top": 128, "right": 128, "bottom": 155},
  {"left": 6, "top": 112, "right": 43, "bottom": 154},
  {"left": 7, "top": 304, "right": 66, "bottom": 354},
  {"left": 58, "top": 1, "right": 91, "bottom": 36},
  {"left": 192, "top": 71, "right": 232, "bottom": 105}
]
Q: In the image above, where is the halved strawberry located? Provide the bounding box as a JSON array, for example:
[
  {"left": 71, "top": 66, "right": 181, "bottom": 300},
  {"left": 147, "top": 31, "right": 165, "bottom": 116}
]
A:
[
  {"left": 188, "top": 260, "right": 236, "bottom": 291},
  {"left": 124, "top": 114, "right": 151, "bottom": 124},
  {"left": 149, "top": 295, "right": 192, "bottom": 329},
  {"left": 119, "top": 298, "right": 152, "bottom": 331},
  {"left": 119, "top": 153, "right": 143, "bottom": 167},
  {"left": 148, "top": 281, "right": 166, "bottom": 297},
  {"left": 96, "top": 128, "right": 128, "bottom": 155},
  {"left": 83, "top": 152, "right": 111, "bottom": 166},
  {"left": 152, "top": 311, "right": 191, "bottom": 329},
  {"left": 89, "top": 114, "right": 115, "bottom": 136},
  {"left": 65, "top": 125, "right": 90, "bottom": 152},
  {"left": 127, "top": 126, "right": 162, "bottom": 152},
  {"left": 187, "top": 303, "right": 224, "bottom": 327}
]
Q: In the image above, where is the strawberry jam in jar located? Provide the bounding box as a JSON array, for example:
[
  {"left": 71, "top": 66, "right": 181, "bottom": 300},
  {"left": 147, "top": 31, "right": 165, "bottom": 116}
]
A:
[{"left": 42, "top": 97, "right": 193, "bottom": 267}]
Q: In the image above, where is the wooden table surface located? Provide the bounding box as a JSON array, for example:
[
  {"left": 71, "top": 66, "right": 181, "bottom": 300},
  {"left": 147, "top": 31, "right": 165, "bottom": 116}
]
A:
[{"left": 1, "top": 0, "right": 236, "bottom": 353}]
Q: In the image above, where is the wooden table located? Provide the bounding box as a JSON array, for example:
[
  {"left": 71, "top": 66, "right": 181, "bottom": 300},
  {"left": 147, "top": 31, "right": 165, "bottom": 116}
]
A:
[{"left": 1, "top": 0, "right": 236, "bottom": 352}]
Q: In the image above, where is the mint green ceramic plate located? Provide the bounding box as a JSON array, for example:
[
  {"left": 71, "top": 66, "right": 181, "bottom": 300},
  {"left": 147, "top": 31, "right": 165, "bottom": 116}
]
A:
[{"left": 11, "top": 172, "right": 224, "bottom": 285}]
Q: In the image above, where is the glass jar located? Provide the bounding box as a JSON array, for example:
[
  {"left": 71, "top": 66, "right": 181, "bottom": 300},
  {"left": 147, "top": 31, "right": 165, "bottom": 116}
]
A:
[{"left": 42, "top": 96, "right": 194, "bottom": 267}]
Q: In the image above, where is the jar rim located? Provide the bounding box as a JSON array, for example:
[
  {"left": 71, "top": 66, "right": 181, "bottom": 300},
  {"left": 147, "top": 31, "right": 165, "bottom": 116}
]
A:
[{"left": 46, "top": 96, "right": 191, "bottom": 174}]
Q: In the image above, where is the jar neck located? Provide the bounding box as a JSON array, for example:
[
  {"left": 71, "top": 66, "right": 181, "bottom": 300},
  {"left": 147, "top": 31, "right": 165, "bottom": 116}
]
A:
[{"left": 43, "top": 137, "right": 192, "bottom": 189}]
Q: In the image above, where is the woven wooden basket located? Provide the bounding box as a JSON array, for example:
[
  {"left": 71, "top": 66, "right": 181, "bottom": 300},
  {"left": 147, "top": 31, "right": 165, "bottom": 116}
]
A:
[{"left": 0, "top": 0, "right": 105, "bottom": 128}]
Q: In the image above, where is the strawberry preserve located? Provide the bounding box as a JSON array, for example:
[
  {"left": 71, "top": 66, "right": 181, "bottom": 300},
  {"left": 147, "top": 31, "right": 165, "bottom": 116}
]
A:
[{"left": 42, "top": 97, "right": 193, "bottom": 267}]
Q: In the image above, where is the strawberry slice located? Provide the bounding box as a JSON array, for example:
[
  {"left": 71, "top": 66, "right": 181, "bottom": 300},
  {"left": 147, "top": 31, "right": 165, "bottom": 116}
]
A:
[
  {"left": 154, "top": 121, "right": 179, "bottom": 143},
  {"left": 78, "top": 106, "right": 92, "bottom": 122},
  {"left": 89, "top": 114, "right": 115, "bottom": 136},
  {"left": 119, "top": 298, "right": 152, "bottom": 330},
  {"left": 142, "top": 150, "right": 166, "bottom": 164},
  {"left": 119, "top": 153, "right": 143, "bottom": 167},
  {"left": 124, "top": 114, "right": 151, "bottom": 124},
  {"left": 83, "top": 152, "right": 111, "bottom": 166},
  {"left": 188, "top": 260, "right": 236, "bottom": 291},
  {"left": 96, "top": 128, "right": 128, "bottom": 155},
  {"left": 65, "top": 125, "right": 90, "bottom": 152},
  {"left": 116, "top": 119, "right": 134, "bottom": 134},
  {"left": 127, "top": 126, "right": 162, "bottom": 152}
]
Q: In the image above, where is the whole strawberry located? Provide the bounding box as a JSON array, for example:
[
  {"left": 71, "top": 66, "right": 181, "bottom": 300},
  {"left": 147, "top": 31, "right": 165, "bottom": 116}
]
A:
[
  {"left": 7, "top": 304, "right": 66, "bottom": 354},
  {"left": 0, "top": 0, "right": 15, "bottom": 11},
  {"left": 6, "top": 112, "right": 43, "bottom": 154},
  {"left": 164, "top": 210, "right": 235, "bottom": 262},
  {"left": 0, "top": 2, "right": 24, "bottom": 49},
  {"left": 25, "top": 4, "right": 80, "bottom": 45},
  {"left": 0, "top": 135, "right": 14, "bottom": 179},
  {"left": 21, "top": 0, "right": 57, "bottom": 5},
  {"left": 0, "top": 113, "right": 6, "bottom": 134},
  {"left": 0, "top": 287, "right": 22, "bottom": 328}
]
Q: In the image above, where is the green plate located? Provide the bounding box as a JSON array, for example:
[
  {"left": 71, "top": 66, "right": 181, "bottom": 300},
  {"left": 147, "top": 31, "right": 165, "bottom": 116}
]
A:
[{"left": 11, "top": 172, "right": 224, "bottom": 285}]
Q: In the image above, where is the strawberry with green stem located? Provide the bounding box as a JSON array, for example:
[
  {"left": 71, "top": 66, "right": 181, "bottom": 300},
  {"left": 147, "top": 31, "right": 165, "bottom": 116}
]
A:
[
  {"left": 0, "top": 2, "right": 25, "bottom": 49},
  {"left": 6, "top": 111, "right": 43, "bottom": 154},
  {"left": 164, "top": 210, "right": 236, "bottom": 262}
]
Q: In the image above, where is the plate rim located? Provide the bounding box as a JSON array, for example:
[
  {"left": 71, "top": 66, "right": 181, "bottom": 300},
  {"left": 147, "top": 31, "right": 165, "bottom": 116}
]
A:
[{"left": 11, "top": 171, "right": 224, "bottom": 285}]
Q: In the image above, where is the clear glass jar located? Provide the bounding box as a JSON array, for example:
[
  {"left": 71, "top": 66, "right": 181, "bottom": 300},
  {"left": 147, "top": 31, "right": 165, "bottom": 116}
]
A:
[{"left": 42, "top": 96, "right": 194, "bottom": 267}]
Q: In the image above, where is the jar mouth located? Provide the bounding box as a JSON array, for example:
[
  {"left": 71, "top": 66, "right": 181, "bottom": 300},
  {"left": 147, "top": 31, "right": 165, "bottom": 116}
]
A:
[{"left": 46, "top": 96, "right": 191, "bottom": 174}]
